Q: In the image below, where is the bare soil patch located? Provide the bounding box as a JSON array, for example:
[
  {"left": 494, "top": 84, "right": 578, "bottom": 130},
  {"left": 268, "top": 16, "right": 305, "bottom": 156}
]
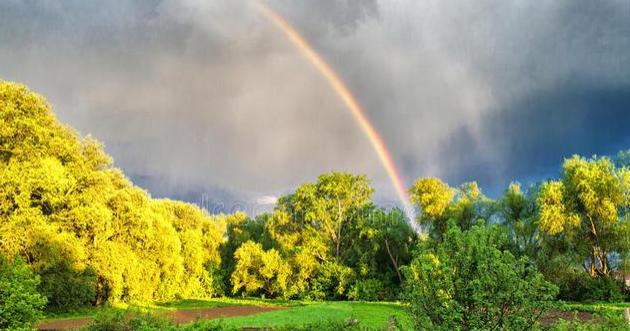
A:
[
  {"left": 38, "top": 305, "right": 283, "bottom": 330},
  {"left": 539, "top": 309, "right": 598, "bottom": 327}
]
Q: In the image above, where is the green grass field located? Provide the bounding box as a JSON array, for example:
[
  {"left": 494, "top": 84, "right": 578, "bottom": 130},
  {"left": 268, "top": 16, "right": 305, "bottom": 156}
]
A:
[
  {"left": 219, "top": 301, "right": 412, "bottom": 329},
  {"left": 41, "top": 299, "right": 410, "bottom": 328},
  {"left": 41, "top": 298, "right": 629, "bottom": 330}
]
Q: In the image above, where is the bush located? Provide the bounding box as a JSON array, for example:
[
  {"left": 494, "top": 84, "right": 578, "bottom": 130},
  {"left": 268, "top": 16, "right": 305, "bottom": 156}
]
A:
[
  {"left": 308, "top": 262, "right": 355, "bottom": 300},
  {"left": 83, "top": 310, "right": 175, "bottom": 331},
  {"left": 348, "top": 279, "right": 385, "bottom": 301},
  {"left": 402, "top": 224, "right": 558, "bottom": 331},
  {"left": 0, "top": 256, "right": 47, "bottom": 330},
  {"left": 84, "top": 310, "right": 240, "bottom": 331},
  {"left": 552, "top": 271, "right": 626, "bottom": 302},
  {"left": 38, "top": 262, "right": 97, "bottom": 312},
  {"left": 545, "top": 311, "right": 630, "bottom": 331}
]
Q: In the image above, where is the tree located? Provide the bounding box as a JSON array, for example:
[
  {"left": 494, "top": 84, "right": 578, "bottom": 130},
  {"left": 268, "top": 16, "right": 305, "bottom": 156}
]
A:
[
  {"left": 350, "top": 208, "right": 416, "bottom": 285},
  {"left": 0, "top": 256, "right": 47, "bottom": 330},
  {"left": 496, "top": 182, "right": 541, "bottom": 261},
  {"left": 402, "top": 224, "right": 558, "bottom": 331},
  {"left": 409, "top": 178, "right": 454, "bottom": 238},
  {"left": 409, "top": 178, "right": 488, "bottom": 240},
  {"left": 538, "top": 155, "right": 630, "bottom": 277},
  {"left": 0, "top": 80, "right": 230, "bottom": 307},
  {"left": 231, "top": 241, "right": 291, "bottom": 298},
  {"left": 617, "top": 149, "right": 630, "bottom": 168},
  {"left": 292, "top": 173, "right": 373, "bottom": 261}
]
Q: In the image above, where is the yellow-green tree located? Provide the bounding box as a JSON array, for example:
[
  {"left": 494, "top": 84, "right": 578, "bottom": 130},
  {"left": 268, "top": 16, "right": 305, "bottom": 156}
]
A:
[
  {"left": 288, "top": 173, "right": 373, "bottom": 261},
  {"left": 231, "top": 241, "right": 291, "bottom": 298},
  {"left": 410, "top": 178, "right": 488, "bottom": 240},
  {"left": 538, "top": 155, "right": 630, "bottom": 277},
  {"left": 0, "top": 80, "right": 228, "bottom": 307}
]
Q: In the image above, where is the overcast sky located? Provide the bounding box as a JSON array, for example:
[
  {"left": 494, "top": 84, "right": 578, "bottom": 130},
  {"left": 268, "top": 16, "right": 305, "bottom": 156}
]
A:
[{"left": 1, "top": 0, "right": 629, "bottom": 212}]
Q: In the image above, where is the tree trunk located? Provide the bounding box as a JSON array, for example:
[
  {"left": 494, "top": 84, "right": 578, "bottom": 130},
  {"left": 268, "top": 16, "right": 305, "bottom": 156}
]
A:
[{"left": 384, "top": 238, "right": 403, "bottom": 283}]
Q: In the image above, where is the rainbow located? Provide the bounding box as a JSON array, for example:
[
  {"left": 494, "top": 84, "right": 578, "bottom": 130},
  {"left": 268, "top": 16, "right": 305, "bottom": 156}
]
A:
[{"left": 257, "top": 3, "right": 417, "bottom": 225}]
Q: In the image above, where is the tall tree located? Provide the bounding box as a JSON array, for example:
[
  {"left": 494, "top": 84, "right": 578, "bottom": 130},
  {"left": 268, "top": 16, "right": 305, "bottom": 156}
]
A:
[
  {"left": 538, "top": 155, "right": 630, "bottom": 277},
  {"left": 287, "top": 172, "right": 373, "bottom": 262}
]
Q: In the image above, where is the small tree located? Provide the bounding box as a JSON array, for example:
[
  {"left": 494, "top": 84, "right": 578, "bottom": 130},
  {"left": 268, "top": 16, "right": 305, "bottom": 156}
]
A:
[
  {"left": 402, "top": 224, "right": 557, "bottom": 331},
  {"left": 231, "top": 241, "right": 291, "bottom": 298},
  {"left": 0, "top": 256, "right": 47, "bottom": 330}
]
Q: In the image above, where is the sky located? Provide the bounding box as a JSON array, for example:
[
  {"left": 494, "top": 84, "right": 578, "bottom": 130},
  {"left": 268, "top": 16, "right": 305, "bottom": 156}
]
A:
[{"left": 1, "top": 0, "right": 629, "bottom": 214}]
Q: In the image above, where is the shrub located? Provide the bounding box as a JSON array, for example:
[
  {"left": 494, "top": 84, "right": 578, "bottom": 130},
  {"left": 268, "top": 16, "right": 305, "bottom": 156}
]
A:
[
  {"left": 308, "top": 261, "right": 355, "bottom": 300},
  {"left": 402, "top": 224, "right": 558, "bottom": 331},
  {"left": 545, "top": 311, "right": 630, "bottom": 331},
  {"left": 83, "top": 310, "right": 175, "bottom": 331},
  {"left": 38, "top": 262, "right": 97, "bottom": 312},
  {"left": 552, "top": 271, "right": 626, "bottom": 302},
  {"left": 348, "top": 279, "right": 385, "bottom": 301},
  {"left": 0, "top": 256, "right": 47, "bottom": 330},
  {"left": 84, "top": 310, "right": 243, "bottom": 331}
]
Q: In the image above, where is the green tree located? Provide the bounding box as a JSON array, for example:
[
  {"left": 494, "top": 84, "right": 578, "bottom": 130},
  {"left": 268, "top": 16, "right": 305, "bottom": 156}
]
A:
[
  {"left": 410, "top": 178, "right": 488, "bottom": 240},
  {"left": 409, "top": 178, "right": 454, "bottom": 238},
  {"left": 538, "top": 155, "right": 630, "bottom": 277},
  {"left": 0, "top": 80, "right": 229, "bottom": 306},
  {"left": 292, "top": 173, "right": 373, "bottom": 261},
  {"left": 402, "top": 224, "right": 557, "bottom": 331},
  {"left": 346, "top": 207, "right": 417, "bottom": 300},
  {"left": 496, "top": 182, "right": 541, "bottom": 261},
  {"left": 0, "top": 256, "right": 47, "bottom": 330},
  {"left": 231, "top": 241, "right": 291, "bottom": 298}
]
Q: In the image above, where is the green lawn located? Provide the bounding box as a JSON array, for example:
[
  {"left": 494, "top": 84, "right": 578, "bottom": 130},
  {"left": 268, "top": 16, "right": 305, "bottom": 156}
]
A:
[
  {"left": 41, "top": 299, "right": 411, "bottom": 329},
  {"left": 41, "top": 299, "right": 629, "bottom": 330},
  {"left": 219, "top": 301, "right": 412, "bottom": 329}
]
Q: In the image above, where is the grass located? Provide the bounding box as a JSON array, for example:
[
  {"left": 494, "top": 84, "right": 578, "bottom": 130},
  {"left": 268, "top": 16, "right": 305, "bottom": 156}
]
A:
[
  {"left": 41, "top": 299, "right": 411, "bottom": 329},
  {"left": 218, "top": 301, "right": 413, "bottom": 329},
  {"left": 555, "top": 301, "right": 630, "bottom": 321},
  {"left": 41, "top": 299, "right": 628, "bottom": 330}
]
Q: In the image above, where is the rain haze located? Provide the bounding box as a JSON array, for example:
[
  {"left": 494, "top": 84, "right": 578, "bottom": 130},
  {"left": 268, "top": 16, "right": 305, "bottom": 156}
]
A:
[{"left": 1, "top": 0, "right": 629, "bottom": 213}]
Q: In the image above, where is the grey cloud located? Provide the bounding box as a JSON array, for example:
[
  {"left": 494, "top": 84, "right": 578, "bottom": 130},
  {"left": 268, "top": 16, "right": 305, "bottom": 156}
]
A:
[{"left": 0, "top": 0, "right": 628, "bottom": 206}]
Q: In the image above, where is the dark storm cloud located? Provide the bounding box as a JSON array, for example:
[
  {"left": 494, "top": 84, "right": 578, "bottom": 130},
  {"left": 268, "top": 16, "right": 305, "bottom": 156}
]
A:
[
  {"left": 0, "top": 0, "right": 629, "bottom": 206},
  {"left": 438, "top": 81, "right": 630, "bottom": 196}
]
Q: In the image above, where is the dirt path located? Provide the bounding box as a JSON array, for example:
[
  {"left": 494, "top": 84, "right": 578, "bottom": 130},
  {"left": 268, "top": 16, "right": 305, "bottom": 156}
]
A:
[{"left": 38, "top": 305, "right": 283, "bottom": 330}]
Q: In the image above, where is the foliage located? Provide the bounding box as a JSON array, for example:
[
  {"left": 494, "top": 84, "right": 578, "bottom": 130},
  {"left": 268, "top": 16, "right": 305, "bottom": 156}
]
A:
[
  {"left": 223, "top": 173, "right": 415, "bottom": 300},
  {"left": 0, "top": 81, "right": 229, "bottom": 308},
  {"left": 496, "top": 182, "right": 542, "bottom": 261},
  {"left": 347, "top": 208, "right": 416, "bottom": 294},
  {"left": 537, "top": 155, "right": 630, "bottom": 277},
  {"left": 403, "top": 224, "right": 558, "bottom": 331},
  {"left": 0, "top": 256, "right": 47, "bottom": 330},
  {"left": 544, "top": 312, "right": 630, "bottom": 331},
  {"left": 38, "top": 262, "right": 97, "bottom": 312},
  {"left": 553, "top": 272, "right": 626, "bottom": 302},
  {"left": 348, "top": 279, "right": 386, "bottom": 301},
  {"left": 409, "top": 178, "right": 489, "bottom": 240},
  {"left": 231, "top": 241, "right": 291, "bottom": 298},
  {"left": 83, "top": 310, "right": 174, "bottom": 331}
]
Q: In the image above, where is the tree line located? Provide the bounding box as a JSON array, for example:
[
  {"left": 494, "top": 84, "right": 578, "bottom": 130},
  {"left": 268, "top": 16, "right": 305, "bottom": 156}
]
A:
[{"left": 0, "top": 81, "right": 628, "bottom": 327}]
